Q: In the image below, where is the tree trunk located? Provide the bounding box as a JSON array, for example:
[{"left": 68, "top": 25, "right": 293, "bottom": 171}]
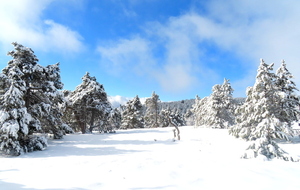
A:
[
  {"left": 89, "top": 110, "right": 95, "bottom": 133},
  {"left": 75, "top": 113, "right": 86, "bottom": 134},
  {"left": 169, "top": 117, "right": 180, "bottom": 140}
]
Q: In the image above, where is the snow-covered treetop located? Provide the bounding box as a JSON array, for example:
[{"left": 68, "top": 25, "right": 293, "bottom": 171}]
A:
[
  {"left": 145, "top": 91, "right": 160, "bottom": 110},
  {"left": 69, "top": 72, "right": 111, "bottom": 113},
  {"left": 276, "top": 60, "right": 298, "bottom": 93}
]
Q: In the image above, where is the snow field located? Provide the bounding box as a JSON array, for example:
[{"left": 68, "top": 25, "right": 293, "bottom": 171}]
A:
[{"left": 1, "top": 126, "right": 300, "bottom": 190}]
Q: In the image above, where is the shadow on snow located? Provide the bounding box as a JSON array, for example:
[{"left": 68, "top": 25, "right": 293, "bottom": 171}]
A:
[{"left": 20, "top": 128, "right": 175, "bottom": 158}]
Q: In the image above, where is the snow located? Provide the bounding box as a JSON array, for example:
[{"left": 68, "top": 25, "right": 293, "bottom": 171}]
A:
[{"left": 1, "top": 126, "right": 300, "bottom": 190}]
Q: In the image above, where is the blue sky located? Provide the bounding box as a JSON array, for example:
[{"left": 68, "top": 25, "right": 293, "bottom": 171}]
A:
[{"left": 1, "top": 0, "right": 300, "bottom": 104}]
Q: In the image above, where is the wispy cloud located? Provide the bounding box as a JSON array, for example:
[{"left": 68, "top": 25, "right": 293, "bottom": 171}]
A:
[
  {"left": 96, "top": 18, "right": 215, "bottom": 94},
  {"left": 198, "top": 0, "right": 300, "bottom": 94},
  {"left": 97, "top": 37, "right": 154, "bottom": 76},
  {"left": 98, "top": 0, "right": 300, "bottom": 97},
  {"left": 97, "top": 34, "right": 203, "bottom": 93},
  {"left": 0, "top": 0, "right": 84, "bottom": 54}
]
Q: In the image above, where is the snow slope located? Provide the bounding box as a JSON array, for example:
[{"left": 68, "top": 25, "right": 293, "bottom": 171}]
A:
[{"left": 1, "top": 126, "right": 300, "bottom": 190}]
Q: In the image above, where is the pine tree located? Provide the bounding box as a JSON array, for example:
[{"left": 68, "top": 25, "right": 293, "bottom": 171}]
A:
[
  {"left": 121, "top": 96, "right": 144, "bottom": 129},
  {"left": 160, "top": 99, "right": 195, "bottom": 125},
  {"left": 209, "top": 78, "right": 234, "bottom": 128},
  {"left": 32, "top": 63, "right": 73, "bottom": 138},
  {"left": 275, "top": 60, "right": 299, "bottom": 132},
  {"left": 0, "top": 72, "right": 31, "bottom": 155},
  {"left": 230, "top": 59, "right": 298, "bottom": 161},
  {"left": 108, "top": 108, "right": 122, "bottom": 130},
  {"left": 0, "top": 42, "right": 67, "bottom": 155},
  {"left": 192, "top": 95, "right": 207, "bottom": 127},
  {"left": 159, "top": 107, "right": 171, "bottom": 127},
  {"left": 68, "top": 73, "right": 112, "bottom": 133},
  {"left": 193, "top": 79, "right": 234, "bottom": 128},
  {"left": 170, "top": 109, "right": 186, "bottom": 126},
  {"left": 184, "top": 108, "right": 194, "bottom": 126},
  {"left": 61, "top": 90, "right": 77, "bottom": 131},
  {"left": 230, "top": 59, "right": 294, "bottom": 140},
  {"left": 144, "top": 92, "right": 160, "bottom": 128}
]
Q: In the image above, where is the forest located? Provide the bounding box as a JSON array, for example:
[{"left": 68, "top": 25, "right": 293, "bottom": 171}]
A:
[{"left": 0, "top": 42, "right": 299, "bottom": 161}]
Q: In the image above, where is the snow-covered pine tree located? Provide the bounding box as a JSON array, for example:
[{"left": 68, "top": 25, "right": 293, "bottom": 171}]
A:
[
  {"left": 121, "top": 95, "right": 144, "bottom": 129},
  {"left": 230, "top": 59, "right": 294, "bottom": 140},
  {"left": 32, "top": 63, "right": 73, "bottom": 138},
  {"left": 170, "top": 109, "right": 186, "bottom": 126},
  {"left": 0, "top": 42, "right": 68, "bottom": 155},
  {"left": 159, "top": 107, "right": 171, "bottom": 127},
  {"left": 108, "top": 108, "right": 122, "bottom": 130},
  {"left": 230, "top": 59, "right": 298, "bottom": 161},
  {"left": 61, "top": 90, "right": 77, "bottom": 131},
  {"left": 144, "top": 92, "right": 160, "bottom": 128},
  {"left": 184, "top": 109, "right": 195, "bottom": 126},
  {"left": 193, "top": 79, "right": 234, "bottom": 128},
  {"left": 68, "top": 72, "right": 112, "bottom": 133},
  {"left": 274, "top": 60, "right": 299, "bottom": 133},
  {"left": 209, "top": 78, "right": 234, "bottom": 128},
  {"left": 159, "top": 107, "right": 186, "bottom": 127},
  {"left": 0, "top": 72, "right": 32, "bottom": 155},
  {"left": 192, "top": 95, "right": 207, "bottom": 127}
]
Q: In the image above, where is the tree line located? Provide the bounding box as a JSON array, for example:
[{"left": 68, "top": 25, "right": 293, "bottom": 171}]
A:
[
  {"left": 0, "top": 43, "right": 299, "bottom": 160},
  {"left": 192, "top": 59, "right": 299, "bottom": 161},
  {"left": 0, "top": 43, "right": 187, "bottom": 156}
]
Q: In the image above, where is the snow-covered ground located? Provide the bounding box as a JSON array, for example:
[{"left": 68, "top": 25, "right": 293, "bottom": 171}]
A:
[{"left": 1, "top": 126, "right": 300, "bottom": 190}]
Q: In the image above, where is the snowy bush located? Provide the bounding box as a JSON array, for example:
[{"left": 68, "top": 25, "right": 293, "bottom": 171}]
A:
[
  {"left": 60, "top": 123, "right": 74, "bottom": 134},
  {"left": 242, "top": 137, "right": 298, "bottom": 162},
  {"left": 0, "top": 134, "right": 22, "bottom": 156},
  {"left": 26, "top": 135, "right": 48, "bottom": 152}
]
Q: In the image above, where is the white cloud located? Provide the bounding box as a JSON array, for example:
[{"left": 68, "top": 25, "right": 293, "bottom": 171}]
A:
[
  {"left": 97, "top": 37, "right": 154, "bottom": 75},
  {"left": 96, "top": 19, "right": 213, "bottom": 93},
  {"left": 161, "top": 1, "right": 300, "bottom": 94},
  {"left": 198, "top": 0, "right": 300, "bottom": 93},
  {"left": 108, "top": 95, "right": 147, "bottom": 108},
  {"left": 97, "top": 34, "right": 202, "bottom": 93},
  {"left": 43, "top": 20, "right": 83, "bottom": 53},
  {"left": 98, "top": 0, "right": 300, "bottom": 96},
  {"left": 0, "top": 0, "right": 84, "bottom": 53},
  {"left": 108, "top": 95, "right": 132, "bottom": 108}
]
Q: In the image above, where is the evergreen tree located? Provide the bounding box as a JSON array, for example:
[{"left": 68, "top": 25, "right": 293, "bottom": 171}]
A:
[
  {"left": 170, "top": 109, "right": 186, "bottom": 127},
  {"left": 68, "top": 73, "right": 112, "bottom": 133},
  {"left": 275, "top": 60, "right": 299, "bottom": 131},
  {"left": 160, "top": 99, "right": 195, "bottom": 125},
  {"left": 144, "top": 92, "right": 160, "bottom": 128},
  {"left": 159, "top": 107, "right": 171, "bottom": 127},
  {"left": 32, "top": 63, "right": 73, "bottom": 138},
  {"left": 230, "top": 60, "right": 293, "bottom": 140},
  {"left": 121, "top": 95, "right": 144, "bottom": 129},
  {"left": 229, "top": 59, "right": 298, "bottom": 161},
  {"left": 209, "top": 78, "right": 234, "bottom": 128},
  {"left": 61, "top": 90, "right": 77, "bottom": 131},
  {"left": 191, "top": 95, "right": 204, "bottom": 127},
  {"left": 108, "top": 108, "right": 122, "bottom": 130},
  {"left": 159, "top": 107, "right": 185, "bottom": 127},
  {"left": 193, "top": 79, "right": 234, "bottom": 128},
  {"left": 0, "top": 72, "right": 32, "bottom": 155},
  {"left": 0, "top": 42, "right": 67, "bottom": 155},
  {"left": 184, "top": 108, "right": 195, "bottom": 126}
]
